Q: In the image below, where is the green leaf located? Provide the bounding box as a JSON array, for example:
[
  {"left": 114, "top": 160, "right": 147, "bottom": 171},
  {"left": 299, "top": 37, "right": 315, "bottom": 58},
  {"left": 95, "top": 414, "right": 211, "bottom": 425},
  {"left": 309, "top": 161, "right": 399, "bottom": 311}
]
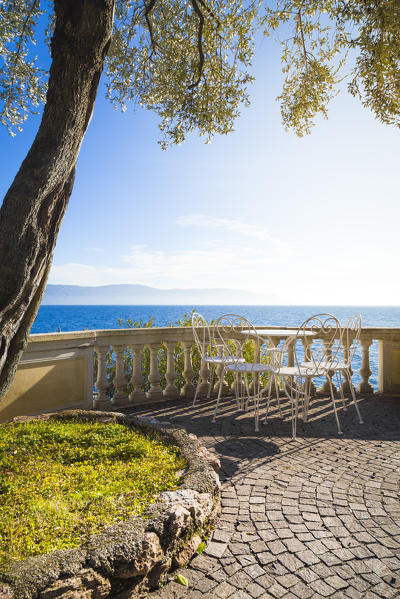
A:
[{"left": 176, "top": 574, "right": 189, "bottom": 586}]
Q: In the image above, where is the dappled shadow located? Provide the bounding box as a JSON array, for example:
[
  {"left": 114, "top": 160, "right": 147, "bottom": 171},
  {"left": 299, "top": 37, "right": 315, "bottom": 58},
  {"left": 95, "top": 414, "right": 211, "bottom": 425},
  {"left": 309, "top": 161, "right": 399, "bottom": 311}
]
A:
[
  {"left": 123, "top": 393, "right": 400, "bottom": 484},
  {"left": 125, "top": 393, "right": 400, "bottom": 443}
]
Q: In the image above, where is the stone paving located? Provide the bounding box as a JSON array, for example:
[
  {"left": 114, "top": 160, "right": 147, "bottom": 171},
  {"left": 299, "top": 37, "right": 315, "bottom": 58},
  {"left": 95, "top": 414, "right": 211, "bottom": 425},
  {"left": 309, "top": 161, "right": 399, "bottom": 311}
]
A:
[{"left": 126, "top": 394, "right": 400, "bottom": 599}]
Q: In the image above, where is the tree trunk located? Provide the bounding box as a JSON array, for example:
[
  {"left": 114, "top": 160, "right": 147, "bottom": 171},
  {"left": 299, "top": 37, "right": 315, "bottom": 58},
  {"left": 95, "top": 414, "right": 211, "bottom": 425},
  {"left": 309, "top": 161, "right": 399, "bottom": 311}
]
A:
[{"left": 0, "top": 0, "right": 115, "bottom": 402}]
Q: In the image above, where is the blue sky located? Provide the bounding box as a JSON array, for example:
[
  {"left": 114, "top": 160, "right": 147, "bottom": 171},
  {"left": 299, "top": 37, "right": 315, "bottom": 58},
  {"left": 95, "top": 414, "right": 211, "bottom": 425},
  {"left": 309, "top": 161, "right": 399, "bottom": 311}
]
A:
[{"left": 0, "top": 33, "right": 399, "bottom": 305}]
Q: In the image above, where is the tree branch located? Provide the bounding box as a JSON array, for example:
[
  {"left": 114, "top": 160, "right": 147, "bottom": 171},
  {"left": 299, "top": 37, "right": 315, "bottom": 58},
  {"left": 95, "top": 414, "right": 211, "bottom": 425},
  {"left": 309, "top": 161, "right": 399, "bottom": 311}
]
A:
[
  {"left": 143, "top": 0, "right": 158, "bottom": 52},
  {"left": 196, "top": 0, "right": 220, "bottom": 31},
  {"left": 188, "top": 0, "right": 205, "bottom": 89},
  {"left": 297, "top": 6, "right": 309, "bottom": 69}
]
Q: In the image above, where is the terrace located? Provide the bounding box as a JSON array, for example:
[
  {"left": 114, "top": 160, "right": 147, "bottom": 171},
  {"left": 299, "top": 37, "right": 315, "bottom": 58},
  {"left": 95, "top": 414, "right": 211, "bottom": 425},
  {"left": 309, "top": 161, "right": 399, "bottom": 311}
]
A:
[
  {"left": 1, "top": 324, "right": 399, "bottom": 422},
  {"left": 1, "top": 324, "right": 400, "bottom": 598},
  {"left": 135, "top": 394, "right": 400, "bottom": 599}
]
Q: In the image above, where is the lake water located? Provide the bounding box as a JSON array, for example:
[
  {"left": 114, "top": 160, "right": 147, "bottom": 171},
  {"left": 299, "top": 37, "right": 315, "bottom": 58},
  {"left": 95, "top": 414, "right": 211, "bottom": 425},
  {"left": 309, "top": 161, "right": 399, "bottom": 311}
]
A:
[{"left": 32, "top": 304, "right": 400, "bottom": 390}]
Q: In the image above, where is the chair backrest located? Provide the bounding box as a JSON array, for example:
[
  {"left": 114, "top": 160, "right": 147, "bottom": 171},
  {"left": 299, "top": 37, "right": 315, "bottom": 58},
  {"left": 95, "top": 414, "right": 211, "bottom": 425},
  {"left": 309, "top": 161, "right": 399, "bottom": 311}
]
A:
[
  {"left": 213, "top": 313, "right": 274, "bottom": 368},
  {"left": 294, "top": 313, "right": 341, "bottom": 375},
  {"left": 340, "top": 314, "right": 362, "bottom": 367},
  {"left": 191, "top": 312, "right": 212, "bottom": 361}
]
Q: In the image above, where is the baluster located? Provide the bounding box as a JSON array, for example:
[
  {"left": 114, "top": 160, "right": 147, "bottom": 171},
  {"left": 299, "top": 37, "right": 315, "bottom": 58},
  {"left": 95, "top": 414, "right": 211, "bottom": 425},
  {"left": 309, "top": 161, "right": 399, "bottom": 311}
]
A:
[
  {"left": 129, "top": 344, "right": 147, "bottom": 404},
  {"left": 287, "top": 339, "right": 295, "bottom": 367},
  {"left": 301, "top": 337, "right": 316, "bottom": 395},
  {"left": 214, "top": 361, "right": 231, "bottom": 396},
  {"left": 93, "top": 346, "right": 111, "bottom": 410},
  {"left": 358, "top": 338, "right": 374, "bottom": 394},
  {"left": 181, "top": 341, "right": 196, "bottom": 398},
  {"left": 340, "top": 338, "right": 352, "bottom": 395},
  {"left": 320, "top": 339, "right": 337, "bottom": 395},
  {"left": 163, "top": 341, "right": 179, "bottom": 399},
  {"left": 198, "top": 356, "right": 211, "bottom": 398},
  {"left": 112, "top": 345, "right": 130, "bottom": 407},
  {"left": 213, "top": 346, "right": 231, "bottom": 397},
  {"left": 146, "top": 344, "right": 163, "bottom": 401}
]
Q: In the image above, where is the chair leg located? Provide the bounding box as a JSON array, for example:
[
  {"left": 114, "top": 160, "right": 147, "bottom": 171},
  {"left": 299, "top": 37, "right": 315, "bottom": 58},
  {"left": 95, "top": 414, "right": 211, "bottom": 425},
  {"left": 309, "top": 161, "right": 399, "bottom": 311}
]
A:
[
  {"left": 212, "top": 368, "right": 225, "bottom": 423},
  {"left": 275, "top": 377, "right": 283, "bottom": 417},
  {"left": 233, "top": 372, "right": 240, "bottom": 411},
  {"left": 302, "top": 378, "right": 311, "bottom": 422},
  {"left": 345, "top": 369, "right": 364, "bottom": 424},
  {"left": 234, "top": 373, "right": 246, "bottom": 412},
  {"left": 192, "top": 377, "right": 201, "bottom": 407},
  {"left": 244, "top": 376, "right": 251, "bottom": 412},
  {"left": 290, "top": 383, "right": 298, "bottom": 440},
  {"left": 328, "top": 375, "right": 343, "bottom": 435},
  {"left": 254, "top": 393, "right": 260, "bottom": 432},
  {"left": 263, "top": 377, "right": 274, "bottom": 425},
  {"left": 293, "top": 387, "right": 300, "bottom": 439},
  {"left": 336, "top": 371, "right": 347, "bottom": 411},
  {"left": 193, "top": 359, "right": 204, "bottom": 406},
  {"left": 207, "top": 364, "right": 215, "bottom": 399}
]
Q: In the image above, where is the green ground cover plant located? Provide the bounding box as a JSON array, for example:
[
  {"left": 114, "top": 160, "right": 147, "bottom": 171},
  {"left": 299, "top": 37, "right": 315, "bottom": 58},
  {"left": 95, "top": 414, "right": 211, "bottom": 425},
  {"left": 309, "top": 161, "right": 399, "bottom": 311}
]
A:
[{"left": 0, "top": 419, "right": 186, "bottom": 565}]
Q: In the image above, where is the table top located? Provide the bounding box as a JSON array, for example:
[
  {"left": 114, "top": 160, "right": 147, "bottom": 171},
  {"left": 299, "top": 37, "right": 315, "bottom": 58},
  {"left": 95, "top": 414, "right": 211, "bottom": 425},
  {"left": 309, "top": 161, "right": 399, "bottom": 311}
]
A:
[{"left": 250, "top": 328, "right": 317, "bottom": 338}]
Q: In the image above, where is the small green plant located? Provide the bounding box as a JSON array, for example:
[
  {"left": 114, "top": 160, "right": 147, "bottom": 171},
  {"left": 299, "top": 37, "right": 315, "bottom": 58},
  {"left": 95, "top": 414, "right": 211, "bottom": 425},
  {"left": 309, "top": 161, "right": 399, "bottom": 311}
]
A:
[
  {"left": 196, "top": 541, "right": 206, "bottom": 554},
  {"left": 0, "top": 419, "right": 186, "bottom": 565}
]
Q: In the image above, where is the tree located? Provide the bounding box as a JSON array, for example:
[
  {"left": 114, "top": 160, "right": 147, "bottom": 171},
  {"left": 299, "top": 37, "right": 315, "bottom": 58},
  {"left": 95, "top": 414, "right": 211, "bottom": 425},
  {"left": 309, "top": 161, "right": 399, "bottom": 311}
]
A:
[{"left": 0, "top": 0, "right": 399, "bottom": 403}]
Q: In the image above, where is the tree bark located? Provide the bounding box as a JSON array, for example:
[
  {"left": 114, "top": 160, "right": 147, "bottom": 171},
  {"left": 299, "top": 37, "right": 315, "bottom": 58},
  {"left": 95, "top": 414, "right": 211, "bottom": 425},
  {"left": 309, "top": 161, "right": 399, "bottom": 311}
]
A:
[{"left": 0, "top": 0, "right": 115, "bottom": 402}]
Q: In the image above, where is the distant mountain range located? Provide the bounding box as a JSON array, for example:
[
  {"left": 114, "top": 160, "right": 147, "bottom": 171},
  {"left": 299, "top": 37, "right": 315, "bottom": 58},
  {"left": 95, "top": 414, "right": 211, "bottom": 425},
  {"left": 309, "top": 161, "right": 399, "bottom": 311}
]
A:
[{"left": 42, "top": 284, "right": 278, "bottom": 305}]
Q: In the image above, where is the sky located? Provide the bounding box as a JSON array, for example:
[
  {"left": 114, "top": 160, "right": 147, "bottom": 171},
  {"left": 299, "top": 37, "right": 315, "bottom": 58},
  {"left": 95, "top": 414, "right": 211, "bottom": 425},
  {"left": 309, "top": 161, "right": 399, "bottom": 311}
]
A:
[{"left": 0, "top": 29, "right": 399, "bottom": 306}]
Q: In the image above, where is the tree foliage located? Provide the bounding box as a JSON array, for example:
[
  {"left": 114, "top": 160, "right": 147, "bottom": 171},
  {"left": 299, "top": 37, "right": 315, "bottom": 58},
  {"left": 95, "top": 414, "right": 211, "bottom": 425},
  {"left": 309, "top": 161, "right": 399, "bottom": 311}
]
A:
[
  {"left": 0, "top": 0, "right": 47, "bottom": 135},
  {"left": 262, "top": 0, "right": 400, "bottom": 135},
  {"left": 0, "top": 0, "right": 399, "bottom": 143}
]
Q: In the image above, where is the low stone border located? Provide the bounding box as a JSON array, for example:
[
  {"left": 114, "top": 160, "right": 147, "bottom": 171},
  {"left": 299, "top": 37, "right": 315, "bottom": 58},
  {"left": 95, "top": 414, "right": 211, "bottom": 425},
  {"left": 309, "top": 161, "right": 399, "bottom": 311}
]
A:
[{"left": 0, "top": 410, "right": 221, "bottom": 599}]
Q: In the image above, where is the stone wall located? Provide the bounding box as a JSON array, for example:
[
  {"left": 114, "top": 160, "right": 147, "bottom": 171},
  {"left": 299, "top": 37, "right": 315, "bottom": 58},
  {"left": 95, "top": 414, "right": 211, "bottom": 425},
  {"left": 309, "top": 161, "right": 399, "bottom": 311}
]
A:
[{"left": 0, "top": 411, "right": 221, "bottom": 599}]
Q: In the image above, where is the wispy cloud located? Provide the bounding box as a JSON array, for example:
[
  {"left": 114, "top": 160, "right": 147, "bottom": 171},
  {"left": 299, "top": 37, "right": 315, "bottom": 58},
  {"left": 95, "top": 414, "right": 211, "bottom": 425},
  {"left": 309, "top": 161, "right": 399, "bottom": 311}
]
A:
[
  {"left": 49, "top": 242, "right": 281, "bottom": 293},
  {"left": 121, "top": 243, "right": 279, "bottom": 289},
  {"left": 176, "top": 213, "right": 289, "bottom": 250}
]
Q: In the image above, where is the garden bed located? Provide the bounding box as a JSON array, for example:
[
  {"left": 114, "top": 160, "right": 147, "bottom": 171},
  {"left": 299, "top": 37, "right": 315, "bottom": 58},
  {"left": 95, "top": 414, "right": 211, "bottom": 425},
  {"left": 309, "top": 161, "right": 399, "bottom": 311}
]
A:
[{"left": 0, "top": 410, "right": 221, "bottom": 599}]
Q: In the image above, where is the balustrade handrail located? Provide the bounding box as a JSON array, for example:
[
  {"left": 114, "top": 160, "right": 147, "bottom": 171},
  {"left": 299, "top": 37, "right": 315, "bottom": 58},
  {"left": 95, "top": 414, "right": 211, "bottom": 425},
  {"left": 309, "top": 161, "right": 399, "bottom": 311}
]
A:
[
  {"left": 18, "top": 325, "right": 400, "bottom": 409},
  {"left": 26, "top": 324, "right": 400, "bottom": 346}
]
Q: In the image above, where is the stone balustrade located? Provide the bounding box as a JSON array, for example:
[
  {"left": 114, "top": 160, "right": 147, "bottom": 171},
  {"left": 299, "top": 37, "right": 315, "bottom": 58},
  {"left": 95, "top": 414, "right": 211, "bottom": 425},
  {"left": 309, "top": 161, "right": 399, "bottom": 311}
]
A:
[{"left": 1, "top": 325, "right": 399, "bottom": 421}]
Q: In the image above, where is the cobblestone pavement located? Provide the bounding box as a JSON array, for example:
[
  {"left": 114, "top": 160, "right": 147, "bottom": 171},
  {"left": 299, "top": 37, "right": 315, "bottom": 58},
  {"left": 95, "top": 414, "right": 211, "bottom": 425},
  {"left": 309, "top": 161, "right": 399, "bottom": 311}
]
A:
[{"left": 126, "top": 394, "right": 400, "bottom": 599}]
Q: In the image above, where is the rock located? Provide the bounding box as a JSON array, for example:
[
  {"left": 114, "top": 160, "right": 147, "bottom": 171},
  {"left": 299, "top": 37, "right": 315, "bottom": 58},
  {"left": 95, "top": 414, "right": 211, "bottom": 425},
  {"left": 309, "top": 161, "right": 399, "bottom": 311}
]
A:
[
  {"left": 39, "top": 569, "right": 110, "bottom": 599},
  {"left": 208, "top": 468, "right": 222, "bottom": 492},
  {"left": 198, "top": 446, "right": 221, "bottom": 473},
  {"left": 173, "top": 534, "right": 203, "bottom": 568},
  {"left": 168, "top": 505, "right": 192, "bottom": 538},
  {"left": 147, "top": 558, "right": 172, "bottom": 588},
  {"left": 160, "top": 490, "right": 210, "bottom": 528},
  {"left": 0, "top": 585, "right": 14, "bottom": 599},
  {"left": 134, "top": 416, "right": 159, "bottom": 425},
  {"left": 114, "top": 533, "right": 164, "bottom": 579}
]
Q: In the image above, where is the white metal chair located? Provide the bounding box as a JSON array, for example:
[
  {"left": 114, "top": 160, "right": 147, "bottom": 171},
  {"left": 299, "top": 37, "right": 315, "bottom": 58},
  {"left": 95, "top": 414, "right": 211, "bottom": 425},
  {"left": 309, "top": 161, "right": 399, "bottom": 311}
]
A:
[
  {"left": 191, "top": 312, "right": 245, "bottom": 408},
  {"left": 212, "top": 314, "right": 277, "bottom": 431},
  {"left": 264, "top": 314, "right": 343, "bottom": 438},
  {"left": 304, "top": 314, "right": 364, "bottom": 426}
]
